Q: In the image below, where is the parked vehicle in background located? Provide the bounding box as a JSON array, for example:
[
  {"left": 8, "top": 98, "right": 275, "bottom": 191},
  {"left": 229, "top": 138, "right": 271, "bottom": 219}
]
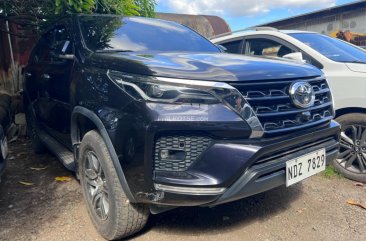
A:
[
  {"left": 0, "top": 125, "right": 8, "bottom": 182},
  {"left": 212, "top": 29, "right": 366, "bottom": 183},
  {"left": 24, "top": 15, "right": 340, "bottom": 240},
  {"left": 0, "top": 93, "right": 11, "bottom": 182}
]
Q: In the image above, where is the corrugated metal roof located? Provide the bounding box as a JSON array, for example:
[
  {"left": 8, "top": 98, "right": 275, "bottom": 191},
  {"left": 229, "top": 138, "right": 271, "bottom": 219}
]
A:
[
  {"left": 156, "top": 13, "right": 231, "bottom": 38},
  {"left": 201, "top": 15, "right": 231, "bottom": 36},
  {"left": 259, "top": 0, "right": 366, "bottom": 27}
]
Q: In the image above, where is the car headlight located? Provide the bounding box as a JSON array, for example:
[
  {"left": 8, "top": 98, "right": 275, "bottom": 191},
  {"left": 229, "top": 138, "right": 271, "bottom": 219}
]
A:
[
  {"left": 107, "top": 70, "right": 264, "bottom": 138},
  {"left": 108, "top": 70, "right": 219, "bottom": 104}
]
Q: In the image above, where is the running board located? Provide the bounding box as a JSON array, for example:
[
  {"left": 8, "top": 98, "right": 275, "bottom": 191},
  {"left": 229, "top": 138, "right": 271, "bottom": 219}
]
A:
[{"left": 38, "top": 130, "right": 75, "bottom": 171}]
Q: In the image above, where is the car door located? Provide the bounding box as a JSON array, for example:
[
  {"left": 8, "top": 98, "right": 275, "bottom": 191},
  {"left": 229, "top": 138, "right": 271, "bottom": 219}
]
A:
[
  {"left": 42, "top": 21, "right": 75, "bottom": 149},
  {"left": 27, "top": 21, "right": 75, "bottom": 149},
  {"left": 25, "top": 28, "right": 56, "bottom": 132}
]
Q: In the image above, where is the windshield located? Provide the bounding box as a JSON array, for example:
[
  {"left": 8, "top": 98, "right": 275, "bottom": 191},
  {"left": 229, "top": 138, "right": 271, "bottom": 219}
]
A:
[
  {"left": 290, "top": 33, "right": 366, "bottom": 63},
  {"left": 79, "top": 15, "right": 219, "bottom": 53}
]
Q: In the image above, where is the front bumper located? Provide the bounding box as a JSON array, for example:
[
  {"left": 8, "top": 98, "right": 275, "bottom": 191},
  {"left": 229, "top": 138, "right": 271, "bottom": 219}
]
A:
[{"left": 149, "top": 120, "right": 340, "bottom": 207}]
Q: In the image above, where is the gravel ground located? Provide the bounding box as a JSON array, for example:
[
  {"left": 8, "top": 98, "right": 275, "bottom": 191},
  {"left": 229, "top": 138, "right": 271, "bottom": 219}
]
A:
[{"left": 0, "top": 138, "right": 365, "bottom": 241}]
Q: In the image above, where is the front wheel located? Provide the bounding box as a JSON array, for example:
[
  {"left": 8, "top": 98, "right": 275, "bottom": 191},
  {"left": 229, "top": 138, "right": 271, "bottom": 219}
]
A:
[
  {"left": 332, "top": 113, "right": 366, "bottom": 183},
  {"left": 79, "top": 130, "right": 149, "bottom": 240}
]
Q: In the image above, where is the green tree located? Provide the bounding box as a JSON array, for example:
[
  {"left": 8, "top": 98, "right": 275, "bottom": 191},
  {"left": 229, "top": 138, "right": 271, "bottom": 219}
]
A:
[
  {"left": 0, "top": 0, "right": 155, "bottom": 37},
  {"left": 135, "top": 0, "right": 156, "bottom": 17},
  {"left": 54, "top": 0, "right": 142, "bottom": 16},
  {"left": 0, "top": 0, "right": 156, "bottom": 22},
  {"left": 53, "top": 0, "right": 155, "bottom": 17}
]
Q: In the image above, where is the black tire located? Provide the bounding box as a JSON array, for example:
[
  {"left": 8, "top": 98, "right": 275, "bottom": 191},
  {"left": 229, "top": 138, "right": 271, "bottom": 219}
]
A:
[
  {"left": 332, "top": 113, "right": 366, "bottom": 183},
  {"left": 79, "top": 130, "right": 149, "bottom": 240},
  {"left": 25, "top": 107, "right": 46, "bottom": 154}
]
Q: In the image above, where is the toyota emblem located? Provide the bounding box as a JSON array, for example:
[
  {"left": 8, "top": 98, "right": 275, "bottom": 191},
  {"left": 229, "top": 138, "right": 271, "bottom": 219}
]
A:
[{"left": 289, "top": 81, "right": 315, "bottom": 109}]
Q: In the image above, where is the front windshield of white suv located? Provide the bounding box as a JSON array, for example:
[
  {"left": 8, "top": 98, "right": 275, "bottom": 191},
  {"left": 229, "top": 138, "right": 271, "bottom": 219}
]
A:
[{"left": 290, "top": 33, "right": 366, "bottom": 64}]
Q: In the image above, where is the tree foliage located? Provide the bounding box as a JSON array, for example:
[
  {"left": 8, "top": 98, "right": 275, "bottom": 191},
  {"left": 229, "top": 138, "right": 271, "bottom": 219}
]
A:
[
  {"left": 134, "top": 0, "right": 156, "bottom": 18},
  {"left": 0, "top": 0, "right": 155, "bottom": 37},
  {"left": 54, "top": 0, "right": 146, "bottom": 16},
  {"left": 0, "top": 0, "right": 156, "bottom": 20}
]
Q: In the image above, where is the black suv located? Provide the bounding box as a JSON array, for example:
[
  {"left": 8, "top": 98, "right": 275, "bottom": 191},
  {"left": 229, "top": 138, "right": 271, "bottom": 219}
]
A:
[{"left": 24, "top": 15, "right": 340, "bottom": 240}]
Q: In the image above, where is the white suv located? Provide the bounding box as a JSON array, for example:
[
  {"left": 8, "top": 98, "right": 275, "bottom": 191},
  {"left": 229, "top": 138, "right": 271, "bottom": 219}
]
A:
[{"left": 212, "top": 29, "right": 366, "bottom": 182}]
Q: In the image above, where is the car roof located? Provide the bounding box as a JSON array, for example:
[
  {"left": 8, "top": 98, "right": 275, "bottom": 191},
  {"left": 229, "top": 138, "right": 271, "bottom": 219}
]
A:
[
  {"left": 212, "top": 29, "right": 318, "bottom": 42},
  {"left": 280, "top": 30, "right": 318, "bottom": 34}
]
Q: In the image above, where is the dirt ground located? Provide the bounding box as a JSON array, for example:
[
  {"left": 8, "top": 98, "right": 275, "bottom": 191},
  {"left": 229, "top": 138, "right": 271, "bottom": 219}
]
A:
[{"left": 0, "top": 138, "right": 365, "bottom": 241}]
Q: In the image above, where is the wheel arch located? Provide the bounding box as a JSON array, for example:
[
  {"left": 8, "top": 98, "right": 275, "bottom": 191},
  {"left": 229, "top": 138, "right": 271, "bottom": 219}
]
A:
[
  {"left": 335, "top": 107, "right": 366, "bottom": 118},
  {"left": 71, "top": 106, "right": 136, "bottom": 202}
]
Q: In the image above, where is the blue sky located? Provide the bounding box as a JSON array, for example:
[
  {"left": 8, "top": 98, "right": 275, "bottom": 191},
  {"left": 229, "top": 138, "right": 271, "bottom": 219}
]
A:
[{"left": 156, "top": 0, "right": 357, "bottom": 30}]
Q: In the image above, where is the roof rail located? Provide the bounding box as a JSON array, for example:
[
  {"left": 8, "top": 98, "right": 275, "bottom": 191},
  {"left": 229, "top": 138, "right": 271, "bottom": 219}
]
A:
[
  {"left": 209, "top": 26, "right": 279, "bottom": 39},
  {"left": 254, "top": 26, "right": 279, "bottom": 31}
]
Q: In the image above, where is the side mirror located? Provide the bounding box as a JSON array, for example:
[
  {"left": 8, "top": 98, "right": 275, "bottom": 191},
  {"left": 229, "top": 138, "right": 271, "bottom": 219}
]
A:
[
  {"left": 216, "top": 44, "right": 227, "bottom": 52},
  {"left": 282, "top": 52, "right": 306, "bottom": 63},
  {"left": 58, "top": 40, "right": 75, "bottom": 60}
]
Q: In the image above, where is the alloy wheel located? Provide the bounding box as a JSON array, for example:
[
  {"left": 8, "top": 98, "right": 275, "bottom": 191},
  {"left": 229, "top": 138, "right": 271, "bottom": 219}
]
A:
[
  {"left": 85, "top": 151, "right": 110, "bottom": 220},
  {"left": 337, "top": 125, "right": 366, "bottom": 174}
]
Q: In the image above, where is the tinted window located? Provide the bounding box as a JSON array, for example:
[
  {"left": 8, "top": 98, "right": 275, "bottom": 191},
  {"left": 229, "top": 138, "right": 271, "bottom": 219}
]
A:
[
  {"left": 246, "top": 38, "right": 294, "bottom": 57},
  {"left": 79, "top": 16, "right": 220, "bottom": 53},
  {"left": 52, "top": 26, "right": 72, "bottom": 55},
  {"left": 32, "top": 25, "right": 72, "bottom": 63},
  {"left": 221, "top": 40, "right": 242, "bottom": 53},
  {"left": 33, "top": 30, "right": 54, "bottom": 63},
  {"left": 290, "top": 33, "right": 366, "bottom": 63}
]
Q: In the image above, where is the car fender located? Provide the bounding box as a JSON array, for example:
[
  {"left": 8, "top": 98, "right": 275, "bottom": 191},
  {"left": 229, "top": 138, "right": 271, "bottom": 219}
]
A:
[{"left": 71, "top": 106, "right": 136, "bottom": 202}]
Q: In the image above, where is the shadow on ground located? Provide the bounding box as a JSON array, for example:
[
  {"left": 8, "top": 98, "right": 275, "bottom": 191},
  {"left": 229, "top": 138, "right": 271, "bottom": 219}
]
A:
[
  {"left": 0, "top": 138, "right": 79, "bottom": 239},
  {"left": 129, "top": 162, "right": 303, "bottom": 239},
  {"left": 0, "top": 138, "right": 303, "bottom": 240},
  {"left": 137, "top": 184, "right": 302, "bottom": 238}
]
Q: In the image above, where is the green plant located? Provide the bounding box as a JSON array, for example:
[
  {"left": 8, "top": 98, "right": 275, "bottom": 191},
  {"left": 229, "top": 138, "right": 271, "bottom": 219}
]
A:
[
  {"left": 322, "top": 165, "right": 343, "bottom": 179},
  {"left": 0, "top": 0, "right": 155, "bottom": 37},
  {"left": 53, "top": 0, "right": 155, "bottom": 17}
]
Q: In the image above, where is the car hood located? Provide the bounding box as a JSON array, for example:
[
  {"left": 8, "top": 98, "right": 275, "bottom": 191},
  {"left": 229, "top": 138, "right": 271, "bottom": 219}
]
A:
[
  {"left": 88, "top": 51, "right": 322, "bottom": 81},
  {"left": 346, "top": 63, "right": 366, "bottom": 73}
]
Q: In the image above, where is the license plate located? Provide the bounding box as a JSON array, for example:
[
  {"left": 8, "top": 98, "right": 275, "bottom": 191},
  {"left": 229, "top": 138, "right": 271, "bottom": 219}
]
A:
[{"left": 286, "top": 149, "right": 326, "bottom": 187}]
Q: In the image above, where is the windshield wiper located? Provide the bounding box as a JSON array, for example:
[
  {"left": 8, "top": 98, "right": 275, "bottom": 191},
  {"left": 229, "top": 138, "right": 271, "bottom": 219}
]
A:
[{"left": 96, "top": 49, "right": 133, "bottom": 53}]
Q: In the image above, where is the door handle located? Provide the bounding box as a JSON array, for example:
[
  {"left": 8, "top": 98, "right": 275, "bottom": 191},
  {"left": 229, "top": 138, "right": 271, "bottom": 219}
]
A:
[{"left": 41, "top": 74, "right": 50, "bottom": 80}]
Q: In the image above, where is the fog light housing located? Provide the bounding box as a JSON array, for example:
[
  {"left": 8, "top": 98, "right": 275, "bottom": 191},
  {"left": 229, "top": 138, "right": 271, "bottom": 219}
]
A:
[{"left": 160, "top": 149, "right": 186, "bottom": 161}]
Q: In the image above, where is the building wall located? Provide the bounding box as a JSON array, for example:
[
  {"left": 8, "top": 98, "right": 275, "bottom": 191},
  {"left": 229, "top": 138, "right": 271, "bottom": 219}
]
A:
[
  {"left": 266, "top": 3, "right": 366, "bottom": 47},
  {"left": 0, "top": 19, "right": 37, "bottom": 94}
]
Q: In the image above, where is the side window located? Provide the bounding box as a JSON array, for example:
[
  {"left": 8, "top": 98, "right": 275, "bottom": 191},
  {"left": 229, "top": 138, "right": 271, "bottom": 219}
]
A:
[
  {"left": 220, "top": 40, "right": 242, "bottom": 54},
  {"left": 51, "top": 25, "right": 72, "bottom": 56},
  {"left": 32, "top": 25, "right": 72, "bottom": 64},
  {"left": 32, "top": 30, "right": 54, "bottom": 63},
  {"left": 246, "top": 38, "right": 294, "bottom": 57}
]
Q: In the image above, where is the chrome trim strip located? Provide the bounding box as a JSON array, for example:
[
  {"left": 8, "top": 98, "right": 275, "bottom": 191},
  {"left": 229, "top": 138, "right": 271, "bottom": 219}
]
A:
[{"left": 154, "top": 183, "right": 226, "bottom": 195}]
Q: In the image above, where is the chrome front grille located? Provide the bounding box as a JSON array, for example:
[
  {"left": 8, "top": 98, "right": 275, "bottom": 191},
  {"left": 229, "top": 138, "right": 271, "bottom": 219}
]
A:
[{"left": 230, "top": 77, "right": 334, "bottom": 134}]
